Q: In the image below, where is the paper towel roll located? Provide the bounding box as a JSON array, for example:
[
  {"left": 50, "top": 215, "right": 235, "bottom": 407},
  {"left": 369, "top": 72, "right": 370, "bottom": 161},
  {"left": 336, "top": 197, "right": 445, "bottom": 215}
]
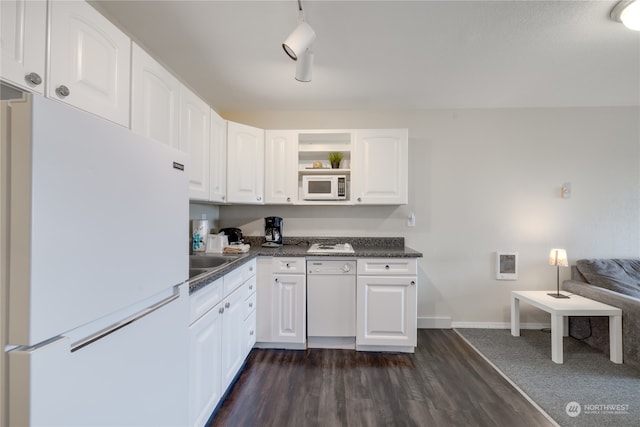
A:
[{"left": 192, "top": 219, "right": 209, "bottom": 252}]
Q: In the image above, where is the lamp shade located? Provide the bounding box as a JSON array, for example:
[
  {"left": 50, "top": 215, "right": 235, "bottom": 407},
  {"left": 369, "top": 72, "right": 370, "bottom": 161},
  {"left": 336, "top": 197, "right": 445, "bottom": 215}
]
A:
[
  {"left": 612, "top": 0, "right": 640, "bottom": 31},
  {"left": 295, "top": 49, "right": 314, "bottom": 82},
  {"left": 283, "top": 21, "right": 316, "bottom": 61},
  {"left": 549, "top": 249, "right": 569, "bottom": 267}
]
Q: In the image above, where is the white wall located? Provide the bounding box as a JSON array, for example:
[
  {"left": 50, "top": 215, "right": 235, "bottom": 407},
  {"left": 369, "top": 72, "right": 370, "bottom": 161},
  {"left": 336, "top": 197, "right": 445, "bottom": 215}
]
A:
[{"left": 221, "top": 107, "right": 640, "bottom": 327}]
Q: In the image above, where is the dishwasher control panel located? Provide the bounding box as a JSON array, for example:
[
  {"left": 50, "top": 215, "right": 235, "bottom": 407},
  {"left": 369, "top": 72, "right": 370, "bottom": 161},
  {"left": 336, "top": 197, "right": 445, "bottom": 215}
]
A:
[{"left": 307, "top": 260, "right": 357, "bottom": 275}]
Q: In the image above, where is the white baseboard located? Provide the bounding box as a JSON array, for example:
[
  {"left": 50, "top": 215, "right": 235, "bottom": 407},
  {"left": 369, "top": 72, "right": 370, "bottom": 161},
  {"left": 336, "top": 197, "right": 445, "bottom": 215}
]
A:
[
  {"left": 452, "top": 321, "right": 551, "bottom": 330},
  {"left": 417, "top": 316, "right": 452, "bottom": 329},
  {"left": 417, "top": 317, "right": 551, "bottom": 330}
]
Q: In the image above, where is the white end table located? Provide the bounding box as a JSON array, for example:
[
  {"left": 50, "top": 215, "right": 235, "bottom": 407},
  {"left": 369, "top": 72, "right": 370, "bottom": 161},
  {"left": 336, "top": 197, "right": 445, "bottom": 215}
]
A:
[{"left": 511, "top": 290, "right": 622, "bottom": 364}]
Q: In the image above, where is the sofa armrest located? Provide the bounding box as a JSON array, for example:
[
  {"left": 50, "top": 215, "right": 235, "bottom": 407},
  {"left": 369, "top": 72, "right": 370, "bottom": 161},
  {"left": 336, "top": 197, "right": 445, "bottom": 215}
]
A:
[{"left": 562, "top": 279, "right": 640, "bottom": 307}]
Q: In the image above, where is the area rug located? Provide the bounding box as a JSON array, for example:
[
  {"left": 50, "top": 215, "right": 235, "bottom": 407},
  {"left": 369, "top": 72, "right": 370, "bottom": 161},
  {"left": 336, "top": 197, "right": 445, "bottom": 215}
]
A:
[{"left": 456, "top": 328, "right": 640, "bottom": 427}]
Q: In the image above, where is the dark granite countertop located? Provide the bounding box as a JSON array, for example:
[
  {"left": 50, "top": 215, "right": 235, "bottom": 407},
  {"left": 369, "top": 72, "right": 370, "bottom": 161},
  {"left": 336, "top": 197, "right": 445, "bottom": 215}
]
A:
[{"left": 189, "top": 236, "right": 422, "bottom": 293}]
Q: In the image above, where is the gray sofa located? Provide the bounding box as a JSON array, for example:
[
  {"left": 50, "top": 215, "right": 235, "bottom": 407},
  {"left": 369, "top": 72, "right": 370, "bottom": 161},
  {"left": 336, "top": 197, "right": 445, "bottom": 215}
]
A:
[{"left": 562, "top": 258, "right": 640, "bottom": 369}]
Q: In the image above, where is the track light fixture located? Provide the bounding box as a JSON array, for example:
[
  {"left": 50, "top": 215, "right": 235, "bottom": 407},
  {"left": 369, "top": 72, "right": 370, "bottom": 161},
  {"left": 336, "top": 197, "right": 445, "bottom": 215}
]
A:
[
  {"left": 283, "top": 0, "right": 315, "bottom": 81},
  {"left": 611, "top": 0, "right": 640, "bottom": 31},
  {"left": 295, "top": 49, "right": 314, "bottom": 82}
]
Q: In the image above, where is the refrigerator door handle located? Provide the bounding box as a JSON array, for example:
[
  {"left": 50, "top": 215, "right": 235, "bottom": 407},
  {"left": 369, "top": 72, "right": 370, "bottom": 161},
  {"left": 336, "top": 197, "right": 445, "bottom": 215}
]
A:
[{"left": 70, "top": 289, "right": 180, "bottom": 352}]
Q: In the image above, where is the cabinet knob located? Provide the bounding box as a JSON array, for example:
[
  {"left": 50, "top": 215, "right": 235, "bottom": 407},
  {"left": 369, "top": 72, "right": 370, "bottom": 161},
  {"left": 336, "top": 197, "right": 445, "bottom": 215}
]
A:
[
  {"left": 25, "top": 72, "right": 42, "bottom": 86},
  {"left": 249, "top": 284, "right": 253, "bottom": 290},
  {"left": 55, "top": 85, "right": 70, "bottom": 97},
  {"left": 219, "top": 307, "right": 224, "bottom": 314},
  {"left": 250, "top": 330, "right": 254, "bottom": 336},
  {"left": 257, "top": 196, "right": 262, "bottom": 201},
  {"left": 249, "top": 302, "right": 253, "bottom": 308},
  {"left": 222, "top": 196, "right": 225, "bottom": 201},
  {"left": 286, "top": 263, "right": 290, "bottom": 268},
  {"left": 275, "top": 278, "right": 279, "bottom": 283},
  {"left": 411, "top": 281, "right": 416, "bottom": 286},
  {"left": 287, "top": 197, "right": 291, "bottom": 202},
  {"left": 357, "top": 197, "right": 362, "bottom": 202},
  {"left": 385, "top": 265, "right": 390, "bottom": 270},
  {"left": 225, "top": 302, "right": 231, "bottom": 309}
]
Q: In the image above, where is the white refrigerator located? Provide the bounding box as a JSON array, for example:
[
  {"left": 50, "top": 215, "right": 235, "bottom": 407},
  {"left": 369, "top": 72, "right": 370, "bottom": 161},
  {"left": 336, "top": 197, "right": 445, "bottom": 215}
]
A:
[{"left": 1, "top": 92, "right": 190, "bottom": 426}]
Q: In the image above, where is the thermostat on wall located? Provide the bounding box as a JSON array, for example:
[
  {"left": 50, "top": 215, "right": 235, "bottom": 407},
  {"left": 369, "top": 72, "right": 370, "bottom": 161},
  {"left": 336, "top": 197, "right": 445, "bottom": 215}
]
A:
[{"left": 496, "top": 252, "right": 518, "bottom": 280}]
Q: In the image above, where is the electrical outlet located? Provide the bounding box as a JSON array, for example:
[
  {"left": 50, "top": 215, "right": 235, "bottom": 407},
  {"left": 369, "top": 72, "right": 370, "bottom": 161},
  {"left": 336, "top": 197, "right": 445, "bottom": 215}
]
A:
[{"left": 408, "top": 212, "right": 416, "bottom": 227}]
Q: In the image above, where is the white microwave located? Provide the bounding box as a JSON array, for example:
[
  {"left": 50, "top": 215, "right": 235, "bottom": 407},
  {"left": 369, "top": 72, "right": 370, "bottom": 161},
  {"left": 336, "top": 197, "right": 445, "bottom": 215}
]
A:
[{"left": 302, "top": 175, "right": 347, "bottom": 200}]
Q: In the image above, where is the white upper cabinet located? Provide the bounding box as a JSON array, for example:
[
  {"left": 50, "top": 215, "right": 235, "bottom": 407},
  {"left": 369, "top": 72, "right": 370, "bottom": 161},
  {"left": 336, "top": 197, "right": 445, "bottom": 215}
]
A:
[
  {"left": 227, "top": 121, "right": 264, "bottom": 204},
  {"left": 181, "top": 86, "right": 211, "bottom": 201},
  {"left": 352, "top": 129, "right": 408, "bottom": 205},
  {"left": 48, "top": 0, "right": 131, "bottom": 127},
  {"left": 131, "top": 42, "right": 180, "bottom": 149},
  {"left": 209, "top": 111, "right": 227, "bottom": 203},
  {"left": 265, "top": 130, "right": 297, "bottom": 204},
  {"left": 0, "top": 0, "right": 47, "bottom": 94}
]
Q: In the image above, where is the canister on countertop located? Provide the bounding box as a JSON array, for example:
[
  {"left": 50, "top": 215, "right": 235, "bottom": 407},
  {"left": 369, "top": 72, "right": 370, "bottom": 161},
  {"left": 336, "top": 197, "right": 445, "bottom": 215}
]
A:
[{"left": 192, "top": 219, "right": 209, "bottom": 252}]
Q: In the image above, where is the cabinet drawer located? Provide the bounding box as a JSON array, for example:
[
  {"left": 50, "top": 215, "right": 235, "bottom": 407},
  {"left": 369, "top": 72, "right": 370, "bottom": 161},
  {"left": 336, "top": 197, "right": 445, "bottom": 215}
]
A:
[
  {"left": 272, "top": 257, "right": 305, "bottom": 274},
  {"left": 189, "top": 277, "right": 223, "bottom": 324},
  {"left": 224, "top": 258, "right": 257, "bottom": 295},
  {"left": 357, "top": 258, "right": 417, "bottom": 275},
  {"left": 244, "top": 291, "right": 257, "bottom": 319}
]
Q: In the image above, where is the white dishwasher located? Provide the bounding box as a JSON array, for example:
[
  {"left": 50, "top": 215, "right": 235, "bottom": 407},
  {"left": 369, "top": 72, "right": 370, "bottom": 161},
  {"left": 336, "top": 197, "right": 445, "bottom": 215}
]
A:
[{"left": 307, "top": 259, "right": 357, "bottom": 349}]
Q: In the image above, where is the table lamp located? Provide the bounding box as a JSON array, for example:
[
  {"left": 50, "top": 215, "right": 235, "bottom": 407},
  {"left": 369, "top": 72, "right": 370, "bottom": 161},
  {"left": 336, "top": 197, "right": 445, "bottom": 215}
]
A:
[{"left": 548, "top": 248, "right": 569, "bottom": 298}]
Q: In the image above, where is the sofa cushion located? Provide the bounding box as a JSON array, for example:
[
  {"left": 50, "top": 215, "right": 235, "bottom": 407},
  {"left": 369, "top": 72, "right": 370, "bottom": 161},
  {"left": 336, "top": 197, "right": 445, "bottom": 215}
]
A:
[{"left": 576, "top": 259, "right": 640, "bottom": 299}]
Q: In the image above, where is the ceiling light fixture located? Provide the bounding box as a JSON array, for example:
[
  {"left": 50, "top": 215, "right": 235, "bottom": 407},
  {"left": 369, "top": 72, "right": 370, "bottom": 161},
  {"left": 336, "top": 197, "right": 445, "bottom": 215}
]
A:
[
  {"left": 283, "top": 0, "right": 315, "bottom": 82},
  {"left": 295, "top": 49, "right": 314, "bottom": 82},
  {"left": 611, "top": 0, "right": 640, "bottom": 31},
  {"left": 283, "top": 0, "right": 315, "bottom": 60}
]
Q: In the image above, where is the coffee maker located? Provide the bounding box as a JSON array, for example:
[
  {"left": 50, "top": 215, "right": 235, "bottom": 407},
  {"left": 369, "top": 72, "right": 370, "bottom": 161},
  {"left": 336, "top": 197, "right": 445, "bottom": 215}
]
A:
[{"left": 263, "top": 216, "right": 283, "bottom": 247}]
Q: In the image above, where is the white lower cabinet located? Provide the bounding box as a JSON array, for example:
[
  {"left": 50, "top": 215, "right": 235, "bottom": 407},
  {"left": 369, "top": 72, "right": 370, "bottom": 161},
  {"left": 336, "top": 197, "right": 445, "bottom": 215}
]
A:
[
  {"left": 255, "top": 257, "right": 306, "bottom": 348},
  {"left": 189, "top": 292, "right": 223, "bottom": 427},
  {"left": 188, "top": 259, "right": 257, "bottom": 427},
  {"left": 356, "top": 258, "right": 417, "bottom": 352}
]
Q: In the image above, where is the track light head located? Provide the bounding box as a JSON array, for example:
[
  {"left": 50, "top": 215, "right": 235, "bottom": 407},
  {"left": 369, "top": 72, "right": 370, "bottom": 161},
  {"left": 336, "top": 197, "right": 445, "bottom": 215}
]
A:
[
  {"left": 295, "top": 49, "right": 314, "bottom": 82},
  {"left": 611, "top": 0, "right": 640, "bottom": 31},
  {"left": 282, "top": 20, "right": 316, "bottom": 61}
]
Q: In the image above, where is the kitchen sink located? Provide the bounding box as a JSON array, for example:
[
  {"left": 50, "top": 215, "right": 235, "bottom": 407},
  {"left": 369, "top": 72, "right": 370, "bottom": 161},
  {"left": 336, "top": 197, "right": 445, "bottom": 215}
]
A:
[
  {"left": 189, "top": 268, "right": 210, "bottom": 279},
  {"left": 189, "top": 255, "right": 235, "bottom": 269}
]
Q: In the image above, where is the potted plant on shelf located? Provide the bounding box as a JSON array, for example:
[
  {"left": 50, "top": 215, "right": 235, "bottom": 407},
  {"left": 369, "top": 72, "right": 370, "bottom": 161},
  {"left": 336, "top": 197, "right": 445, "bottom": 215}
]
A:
[{"left": 329, "top": 152, "right": 343, "bottom": 169}]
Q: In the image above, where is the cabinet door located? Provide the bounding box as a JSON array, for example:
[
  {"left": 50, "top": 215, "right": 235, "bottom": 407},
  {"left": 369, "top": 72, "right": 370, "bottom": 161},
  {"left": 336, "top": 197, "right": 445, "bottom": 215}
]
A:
[
  {"left": 227, "top": 121, "right": 264, "bottom": 204},
  {"left": 243, "top": 311, "right": 257, "bottom": 355},
  {"left": 181, "top": 87, "right": 211, "bottom": 200},
  {"left": 48, "top": 0, "right": 130, "bottom": 126},
  {"left": 131, "top": 43, "right": 180, "bottom": 149},
  {"left": 209, "top": 111, "right": 227, "bottom": 203},
  {"left": 221, "top": 286, "right": 245, "bottom": 389},
  {"left": 352, "top": 129, "right": 408, "bottom": 204},
  {"left": 356, "top": 276, "right": 416, "bottom": 347},
  {"left": 189, "top": 304, "right": 223, "bottom": 427},
  {"left": 272, "top": 274, "right": 306, "bottom": 343},
  {"left": 265, "top": 130, "right": 297, "bottom": 204},
  {"left": 0, "top": 0, "right": 46, "bottom": 94}
]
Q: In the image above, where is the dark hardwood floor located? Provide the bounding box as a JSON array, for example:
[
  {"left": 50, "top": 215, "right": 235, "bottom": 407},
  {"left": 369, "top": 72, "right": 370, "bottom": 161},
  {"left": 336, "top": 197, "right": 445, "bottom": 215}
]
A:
[{"left": 209, "top": 329, "right": 555, "bottom": 427}]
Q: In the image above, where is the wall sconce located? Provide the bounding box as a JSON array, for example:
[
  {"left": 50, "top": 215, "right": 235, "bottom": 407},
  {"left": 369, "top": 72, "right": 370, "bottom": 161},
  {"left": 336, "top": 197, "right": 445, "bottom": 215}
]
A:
[{"left": 611, "top": 0, "right": 640, "bottom": 31}]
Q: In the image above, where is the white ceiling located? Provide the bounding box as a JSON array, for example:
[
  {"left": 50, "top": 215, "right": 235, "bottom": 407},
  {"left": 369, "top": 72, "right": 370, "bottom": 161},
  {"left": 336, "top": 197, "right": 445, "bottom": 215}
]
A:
[{"left": 92, "top": 0, "right": 640, "bottom": 112}]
